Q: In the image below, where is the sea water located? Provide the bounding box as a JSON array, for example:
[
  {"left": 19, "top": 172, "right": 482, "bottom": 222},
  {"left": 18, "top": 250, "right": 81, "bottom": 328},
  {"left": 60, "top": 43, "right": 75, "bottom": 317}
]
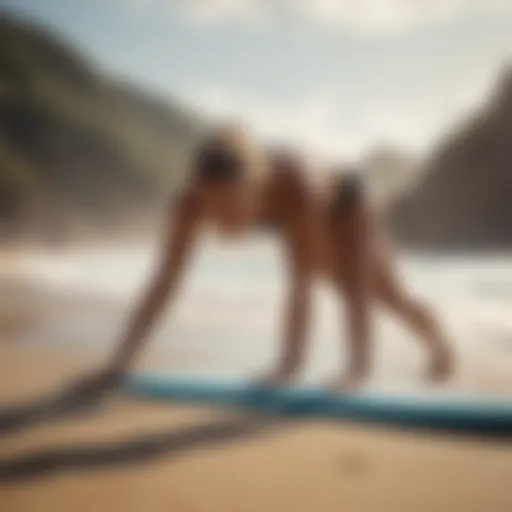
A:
[{"left": 14, "top": 237, "right": 512, "bottom": 396}]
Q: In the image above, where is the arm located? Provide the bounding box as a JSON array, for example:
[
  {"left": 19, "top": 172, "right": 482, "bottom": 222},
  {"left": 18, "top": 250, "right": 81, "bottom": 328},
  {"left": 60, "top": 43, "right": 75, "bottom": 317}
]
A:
[
  {"left": 108, "top": 192, "right": 201, "bottom": 373},
  {"left": 72, "top": 192, "right": 201, "bottom": 394}
]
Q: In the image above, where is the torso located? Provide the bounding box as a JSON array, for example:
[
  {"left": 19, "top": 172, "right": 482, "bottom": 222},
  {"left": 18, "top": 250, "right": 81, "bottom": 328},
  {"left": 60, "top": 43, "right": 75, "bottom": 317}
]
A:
[
  {"left": 185, "top": 147, "right": 371, "bottom": 283},
  {"left": 255, "top": 157, "right": 349, "bottom": 281}
]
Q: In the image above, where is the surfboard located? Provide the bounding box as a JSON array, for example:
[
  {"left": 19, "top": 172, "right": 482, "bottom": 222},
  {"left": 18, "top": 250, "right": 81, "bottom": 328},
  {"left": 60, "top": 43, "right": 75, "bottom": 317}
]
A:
[{"left": 123, "top": 374, "right": 512, "bottom": 437}]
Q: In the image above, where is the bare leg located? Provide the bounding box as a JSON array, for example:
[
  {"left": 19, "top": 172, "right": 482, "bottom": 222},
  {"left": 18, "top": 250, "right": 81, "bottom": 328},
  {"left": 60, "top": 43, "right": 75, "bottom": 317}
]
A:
[
  {"left": 255, "top": 278, "right": 312, "bottom": 386},
  {"left": 328, "top": 277, "right": 372, "bottom": 391},
  {"left": 328, "top": 177, "right": 372, "bottom": 391},
  {"left": 374, "top": 260, "right": 454, "bottom": 382}
]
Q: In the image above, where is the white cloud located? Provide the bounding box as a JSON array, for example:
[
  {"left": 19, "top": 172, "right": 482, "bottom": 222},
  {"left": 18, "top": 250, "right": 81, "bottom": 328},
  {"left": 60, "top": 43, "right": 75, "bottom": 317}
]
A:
[
  {"left": 173, "top": 0, "right": 269, "bottom": 26},
  {"left": 289, "top": 0, "right": 511, "bottom": 33},
  {"left": 114, "top": 0, "right": 507, "bottom": 157},
  {"left": 184, "top": 73, "right": 492, "bottom": 162},
  {"left": 185, "top": 87, "right": 361, "bottom": 159},
  {"left": 121, "top": 0, "right": 269, "bottom": 27},
  {"left": 122, "top": 0, "right": 512, "bottom": 34}
]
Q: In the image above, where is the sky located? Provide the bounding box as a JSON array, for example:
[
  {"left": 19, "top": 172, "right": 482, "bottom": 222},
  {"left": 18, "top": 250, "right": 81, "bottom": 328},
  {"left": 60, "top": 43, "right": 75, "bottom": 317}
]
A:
[{"left": 1, "top": 0, "right": 512, "bottom": 160}]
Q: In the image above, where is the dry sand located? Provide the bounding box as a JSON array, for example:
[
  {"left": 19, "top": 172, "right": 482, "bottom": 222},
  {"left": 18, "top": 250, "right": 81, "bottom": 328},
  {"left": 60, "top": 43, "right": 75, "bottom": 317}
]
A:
[{"left": 0, "top": 342, "right": 511, "bottom": 512}]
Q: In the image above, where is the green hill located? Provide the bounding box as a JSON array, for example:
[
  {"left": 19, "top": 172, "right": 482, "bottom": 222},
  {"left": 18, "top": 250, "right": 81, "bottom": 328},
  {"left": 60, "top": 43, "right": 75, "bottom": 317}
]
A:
[{"left": 0, "top": 12, "right": 201, "bottom": 240}]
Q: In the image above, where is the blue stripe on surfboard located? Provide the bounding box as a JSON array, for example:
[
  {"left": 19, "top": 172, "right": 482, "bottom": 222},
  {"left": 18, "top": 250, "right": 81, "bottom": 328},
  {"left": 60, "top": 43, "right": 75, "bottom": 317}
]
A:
[{"left": 123, "top": 374, "right": 512, "bottom": 435}]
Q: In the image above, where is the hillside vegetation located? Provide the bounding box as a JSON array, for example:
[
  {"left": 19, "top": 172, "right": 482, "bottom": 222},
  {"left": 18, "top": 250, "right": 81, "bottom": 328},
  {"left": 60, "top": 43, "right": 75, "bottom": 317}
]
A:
[{"left": 0, "top": 12, "right": 200, "bottom": 240}]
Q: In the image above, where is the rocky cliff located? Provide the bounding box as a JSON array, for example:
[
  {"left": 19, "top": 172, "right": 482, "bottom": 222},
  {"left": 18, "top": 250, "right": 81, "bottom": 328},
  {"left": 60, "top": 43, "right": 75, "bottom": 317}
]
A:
[{"left": 389, "top": 66, "right": 512, "bottom": 250}]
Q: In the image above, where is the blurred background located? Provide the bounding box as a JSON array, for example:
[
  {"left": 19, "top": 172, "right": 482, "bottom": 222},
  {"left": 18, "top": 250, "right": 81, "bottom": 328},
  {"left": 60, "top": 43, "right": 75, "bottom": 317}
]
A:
[{"left": 0, "top": 2, "right": 511, "bottom": 509}]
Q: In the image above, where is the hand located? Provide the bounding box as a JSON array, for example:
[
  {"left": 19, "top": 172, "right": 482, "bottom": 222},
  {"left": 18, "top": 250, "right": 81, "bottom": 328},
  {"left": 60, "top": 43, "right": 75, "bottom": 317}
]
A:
[
  {"left": 253, "top": 364, "right": 300, "bottom": 387},
  {"left": 326, "top": 369, "right": 368, "bottom": 393},
  {"left": 66, "top": 366, "right": 125, "bottom": 401}
]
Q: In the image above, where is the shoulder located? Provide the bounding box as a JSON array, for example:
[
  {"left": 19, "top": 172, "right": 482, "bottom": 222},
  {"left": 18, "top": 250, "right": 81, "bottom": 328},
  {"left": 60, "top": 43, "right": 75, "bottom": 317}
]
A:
[{"left": 167, "top": 187, "right": 202, "bottom": 223}]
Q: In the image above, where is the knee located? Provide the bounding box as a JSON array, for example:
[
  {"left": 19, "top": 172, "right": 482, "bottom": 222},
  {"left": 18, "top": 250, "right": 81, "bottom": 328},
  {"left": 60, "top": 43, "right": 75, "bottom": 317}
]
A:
[{"left": 329, "top": 171, "right": 366, "bottom": 224}]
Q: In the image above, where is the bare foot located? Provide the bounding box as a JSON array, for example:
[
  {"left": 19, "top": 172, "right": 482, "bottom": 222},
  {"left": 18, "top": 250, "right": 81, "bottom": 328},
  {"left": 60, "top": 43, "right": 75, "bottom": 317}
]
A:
[
  {"left": 66, "top": 367, "right": 124, "bottom": 400},
  {"left": 425, "top": 348, "right": 454, "bottom": 384},
  {"left": 326, "top": 371, "right": 367, "bottom": 393},
  {"left": 253, "top": 366, "right": 299, "bottom": 387}
]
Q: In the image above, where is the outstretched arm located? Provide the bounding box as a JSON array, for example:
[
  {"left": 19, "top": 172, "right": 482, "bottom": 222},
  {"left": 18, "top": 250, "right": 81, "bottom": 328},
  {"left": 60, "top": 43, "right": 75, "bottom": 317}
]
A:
[
  {"left": 72, "top": 191, "right": 201, "bottom": 394},
  {"left": 108, "top": 192, "right": 201, "bottom": 372}
]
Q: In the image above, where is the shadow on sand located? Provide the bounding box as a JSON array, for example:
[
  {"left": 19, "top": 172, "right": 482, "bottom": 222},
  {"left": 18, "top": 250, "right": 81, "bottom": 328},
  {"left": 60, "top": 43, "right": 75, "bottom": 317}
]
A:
[
  {"left": 0, "top": 388, "right": 290, "bottom": 482},
  {"left": 1, "top": 384, "right": 511, "bottom": 483},
  {"left": 0, "top": 386, "right": 104, "bottom": 437}
]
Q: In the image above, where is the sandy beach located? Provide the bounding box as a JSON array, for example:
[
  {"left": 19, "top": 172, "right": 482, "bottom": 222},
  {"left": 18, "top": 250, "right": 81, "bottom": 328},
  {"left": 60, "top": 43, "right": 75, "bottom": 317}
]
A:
[
  {"left": 0, "top": 342, "right": 511, "bottom": 512},
  {"left": 0, "top": 263, "right": 511, "bottom": 512},
  {"left": 2, "top": 0, "right": 512, "bottom": 508}
]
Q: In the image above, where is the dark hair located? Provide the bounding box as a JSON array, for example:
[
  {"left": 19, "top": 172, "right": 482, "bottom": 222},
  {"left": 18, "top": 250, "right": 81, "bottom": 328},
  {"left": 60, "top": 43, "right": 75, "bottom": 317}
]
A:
[{"left": 193, "top": 140, "right": 244, "bottom": 184}]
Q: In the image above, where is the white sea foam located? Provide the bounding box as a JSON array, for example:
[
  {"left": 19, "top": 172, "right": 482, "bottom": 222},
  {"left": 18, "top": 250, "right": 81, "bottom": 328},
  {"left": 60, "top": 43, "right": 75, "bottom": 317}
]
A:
[{"left": 13, "top": 241, "right": 512, "bottom": 397}]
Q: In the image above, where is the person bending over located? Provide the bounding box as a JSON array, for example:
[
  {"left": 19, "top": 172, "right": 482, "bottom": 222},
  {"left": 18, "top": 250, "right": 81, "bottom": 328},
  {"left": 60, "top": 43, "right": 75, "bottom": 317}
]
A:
[{"left": 71, "top": 124, "right": 453, "bottom": 395}]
